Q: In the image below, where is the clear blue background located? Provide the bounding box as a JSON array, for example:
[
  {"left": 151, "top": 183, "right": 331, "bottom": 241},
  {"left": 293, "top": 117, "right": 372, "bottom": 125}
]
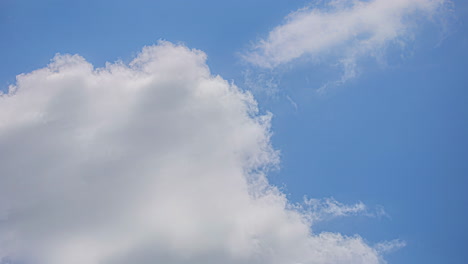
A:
[{"left": 1, "top": 1, "right": 467, "bottom": 263}]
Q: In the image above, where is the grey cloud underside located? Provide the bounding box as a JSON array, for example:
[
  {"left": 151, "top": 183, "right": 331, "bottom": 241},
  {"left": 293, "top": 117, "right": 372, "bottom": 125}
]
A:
[{"left": 1, "top": 42, "right": 384, "bottom": 264}]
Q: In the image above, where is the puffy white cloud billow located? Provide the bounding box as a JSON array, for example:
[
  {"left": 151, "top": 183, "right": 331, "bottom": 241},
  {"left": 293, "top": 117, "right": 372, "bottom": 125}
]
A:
[{"left": 1, "top": 42, "right": 386, "bottom": 264}]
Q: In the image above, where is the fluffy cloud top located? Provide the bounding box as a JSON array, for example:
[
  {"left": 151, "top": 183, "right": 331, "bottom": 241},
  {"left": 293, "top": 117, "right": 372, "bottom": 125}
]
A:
[
  {"left": 244, "top": 0, "right": 448, "bottom": 79},
  {"left": 1, "top": 42, "right": 385, "bottom": 264}
]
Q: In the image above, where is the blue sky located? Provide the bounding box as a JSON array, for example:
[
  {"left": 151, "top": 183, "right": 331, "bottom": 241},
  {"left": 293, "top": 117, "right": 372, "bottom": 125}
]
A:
[{"left": 1, "top": 0, "right": 467, "bottom": 264}]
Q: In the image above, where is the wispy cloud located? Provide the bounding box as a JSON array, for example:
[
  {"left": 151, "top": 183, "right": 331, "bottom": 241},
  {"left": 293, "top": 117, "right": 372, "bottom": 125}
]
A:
[
  {"left": 302, "top": 197, "right": 388, "bottom": 223},
  {"left": 244, "top": 0, "right": 450, "bottom": 86},
  {"left": 374, "top": 239, "right": 407, "bottom": 254}
]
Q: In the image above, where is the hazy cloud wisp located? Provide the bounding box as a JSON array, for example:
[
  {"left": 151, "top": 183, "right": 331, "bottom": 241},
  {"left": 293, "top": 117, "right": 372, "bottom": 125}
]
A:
[{"left": 244, "top": 0, "right": 449, "bottom": 83}]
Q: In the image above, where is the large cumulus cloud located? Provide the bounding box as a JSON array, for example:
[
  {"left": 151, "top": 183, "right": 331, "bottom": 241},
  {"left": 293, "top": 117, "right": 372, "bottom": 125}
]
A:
[{"left": 1, "top": 42, "right": 384, "bottom": 264}]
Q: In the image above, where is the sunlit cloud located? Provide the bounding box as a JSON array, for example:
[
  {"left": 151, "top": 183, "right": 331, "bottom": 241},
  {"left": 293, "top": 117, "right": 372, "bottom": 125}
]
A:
[{"left": 0, "top": 42, "right": 391, "bottom": 264}]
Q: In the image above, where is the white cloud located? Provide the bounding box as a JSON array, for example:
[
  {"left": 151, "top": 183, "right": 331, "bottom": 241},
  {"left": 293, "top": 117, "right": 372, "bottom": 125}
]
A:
[
  {"left": 374, "top": 240, "right": 407, "bottom": 254},
  {"left": 1, "top": 41, "right": 390, "bottom": 264},
  {"left": 300, "top": 197, "right": 389, "bottom": 224},
  {"left": 244, "top": 0, "right": 449, "bottom": 83}
]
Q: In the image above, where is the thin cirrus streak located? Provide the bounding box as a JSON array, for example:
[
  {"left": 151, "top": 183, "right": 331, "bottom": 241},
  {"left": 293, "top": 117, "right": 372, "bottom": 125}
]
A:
[{"left": 244, "top": 0, "right": 450, "bottom": 83}]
